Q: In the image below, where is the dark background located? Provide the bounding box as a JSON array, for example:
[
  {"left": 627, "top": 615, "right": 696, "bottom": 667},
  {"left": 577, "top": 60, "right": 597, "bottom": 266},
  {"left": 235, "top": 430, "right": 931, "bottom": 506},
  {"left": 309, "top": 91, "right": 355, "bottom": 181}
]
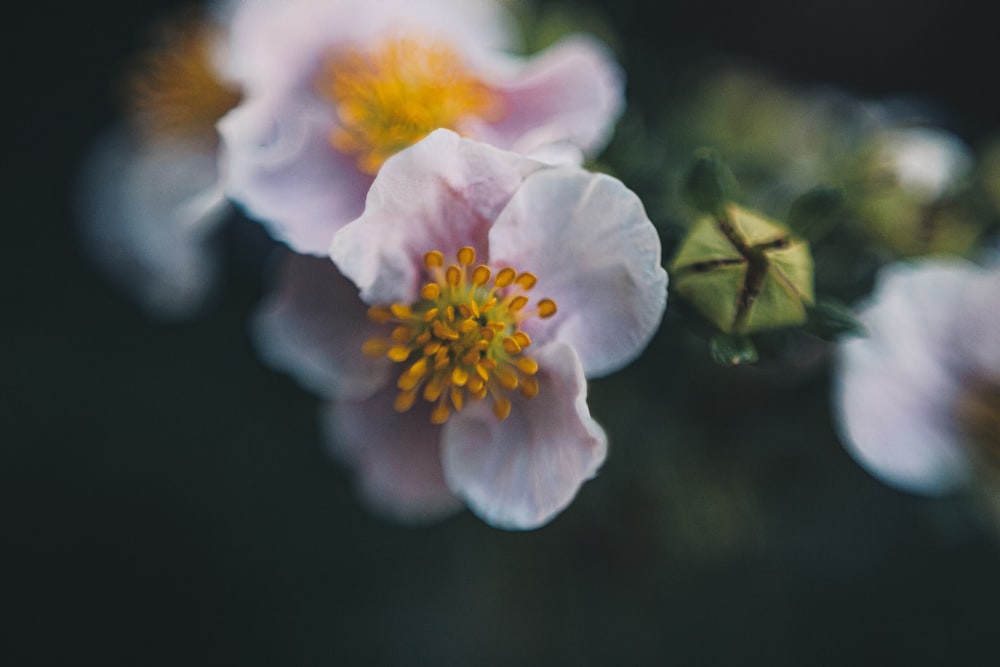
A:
[{"left": 7, "top": 0, "right": 1000, "bottom": 664}]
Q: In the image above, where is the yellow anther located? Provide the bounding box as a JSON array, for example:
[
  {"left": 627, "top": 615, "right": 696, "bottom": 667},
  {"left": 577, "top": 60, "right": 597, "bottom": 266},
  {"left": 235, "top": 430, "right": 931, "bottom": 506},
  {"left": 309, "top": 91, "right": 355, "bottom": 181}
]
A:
[
  {"left": 424, "top": 250, "right": 444, "bottom": 270},
  {"left": 493, "top": 398, "right": 512, "bottom": 421},
  {"left": 537, "top": 298, "right": 558, "bottom": 318},
  {"left": 502, "top": 337, "right": 522, "bottom": 354},
  {"left": 457, "top": 246, "right": 476, "bottom": 266},
  {"left": 422, "top": 307, "right": 440, "bottom": 322},
  {"left": 388, "top": 346, "right": 411, "bottom": 362},
  {"left": 494, "top": 267, "right": 516, "bottom": 288},
  {"left": 515, "top": 272, "right": 538, "bottom": 290},
  {"left": 496, "top": 366, "right": 519, "bottom": 391},
  {"left": 430, "top": 402, "right": 451, "bottom": 424},
  {"left": 459, "top": 319, "right": 478, "bottom": 334},
  {"left": 450, "top": 387, "right": 464, "bottom": 412},
  {"left": 445, "top": 305, "right": 456, "bottom": 322},
  {"left": 467, "top": 375, "right": 485, "bottom": 394},
  {"left": 394, "top": 390, "right": 418, "bottom": 412},
  {"left": 520, "top": 376, "right": 539, "bottom": 398},
  {"left": 446, "top": 265, "right": 461, "bottom": 287},
  {"left": 391, "top": 325, "right": 412, "bottom": 342},
  {"left": 516, "top": 357, "right": 539, "bottom": 375},
  {"left": 390, "top": 303, "right": 412, "bottom": 319},
  {"left": 451, "top": 367, "right": 469, "bottom": 386},
  {"left": 423, "top": 340, "right": 441, "bottom": 356},
  {"left": 467, "top": 299, "right": 480, "bottom": 319},
  {"left": 423, "top": 377, "right": 444, "bottom": 402},
  {"left": 471, "top": 265, "right": 491, "bottom": 286},
  {"left": 415, "top": 331, "right": 432, "bottom": 345},
  {"left": 421, "top": 283, "right": 441, "bottom": 300},
  {"left": 431, "top": 320, "right": 459, "bottom": 340},
  {"left": 511, "top": 331, "right": 531, "bottom": 348},
  {"left": 367, "top": 305, "right": 392, "bottom": 324},
  {"left": 461, "top": 350, "right": 480, "bottom": 366},
  {"left": 361, "top": 338, "right": 389, "bottom": 357},
  {"left": 406, "top": 356, "right": 428, "bottom": 378},
  {"left": 481, "top": 297, "right": 497, "bottom": 313},
  {"left": 508, "top": 295, "right": 529, "bottom": 311}
]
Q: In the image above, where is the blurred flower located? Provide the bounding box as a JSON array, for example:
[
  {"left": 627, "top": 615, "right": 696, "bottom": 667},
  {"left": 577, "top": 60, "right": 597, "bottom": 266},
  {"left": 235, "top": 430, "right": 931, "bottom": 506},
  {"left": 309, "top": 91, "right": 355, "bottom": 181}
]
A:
[
  {"left": 76, "top": 6, "right": 242, "bottom": 318},
  {"left": 834, "top": 258, "right": 1000, "bottom": 502},
  {"left": 844, "top": 124, "right": 991, "bottom": 258},
  {"left": 253, "top": 130, "right": 667, "bottom": 529},
  {"left": 218, "top": 0, "right": 624, "bottom": 255}
]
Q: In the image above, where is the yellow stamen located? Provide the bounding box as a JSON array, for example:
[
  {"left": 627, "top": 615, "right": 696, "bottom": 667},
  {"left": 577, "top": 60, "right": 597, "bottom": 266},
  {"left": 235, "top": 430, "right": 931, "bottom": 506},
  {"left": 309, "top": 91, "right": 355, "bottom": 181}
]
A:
[
  {"left": 315, "top": 37, "right": 504, "bottom": 173},
  {"left": 124, "top": 12, "right": 242, "bottom": 143},
  {"left": 363, "top": 248, "right": 557, "bottom": 423}
]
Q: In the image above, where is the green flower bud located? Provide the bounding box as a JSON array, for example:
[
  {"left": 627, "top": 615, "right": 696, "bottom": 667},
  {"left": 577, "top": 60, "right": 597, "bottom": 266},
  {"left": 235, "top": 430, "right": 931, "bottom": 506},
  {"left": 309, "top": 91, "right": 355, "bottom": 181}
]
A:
[{"left": 670, "top": 203, "right": 815, "bottom": 334}]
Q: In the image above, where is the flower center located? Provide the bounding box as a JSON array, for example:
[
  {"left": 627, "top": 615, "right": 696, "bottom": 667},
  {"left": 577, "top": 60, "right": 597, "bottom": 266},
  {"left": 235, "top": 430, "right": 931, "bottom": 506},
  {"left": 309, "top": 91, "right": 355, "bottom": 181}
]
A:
[
  {"left": 363, "top": 247, "right": 557, "bottom": 424},
  {"left": 315, "top": 37, "right": 503, "bottom": 174},
  {"left": 124, "top": 13, "right": 242, "bottom": 143}
]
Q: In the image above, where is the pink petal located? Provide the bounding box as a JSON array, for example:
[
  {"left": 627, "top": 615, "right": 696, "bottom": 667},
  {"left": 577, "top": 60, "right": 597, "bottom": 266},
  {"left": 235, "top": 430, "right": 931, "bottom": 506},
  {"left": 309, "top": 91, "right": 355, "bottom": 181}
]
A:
[
  {"left": 440, "top": 342, "right": 607, "bottom": 530},
  {"left": 219, "top": 101, "right": 373, "bottom": 255},
  {"left": 331, "top": 129, "right": 546, "bottom": 304},
  {"left": 251, "top": 252, "right": 390, "bottom": 400},
  {"left": 323, "top": 392, "right": 462, "bottom": 523},
  {"left": 483, "top": 35, "right": 624, "bottom": 157},
  {"left": 488, "top": 167, "right": 667, "bottom": 377}
]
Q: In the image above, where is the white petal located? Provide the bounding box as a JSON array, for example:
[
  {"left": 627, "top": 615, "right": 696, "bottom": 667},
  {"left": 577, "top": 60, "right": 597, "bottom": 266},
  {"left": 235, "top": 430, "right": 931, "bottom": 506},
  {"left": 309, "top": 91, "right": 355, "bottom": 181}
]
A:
[
  {"left": 441, "top": 343, "right": 607, "bottom": 530},
  {"left": 219, "top": 100, "right": 372, "bottom": 255},
  {"left": 482, "top": 35, "right": 625, "bottom": 157},
  {"left": 76, "top": 127, "right": 226, "bottom": 319},
  {"left": 251, "top": 252, "right": 389, "bottom": 400},
  {"left": 488, "top": 167, "right": 667, "bottom": 377},
  {"left": 331, "top": 130, "right": 546, "bottom": 304},
  {"left": 833, "top": 259, "right": 984, "bottom": 493},
  {"left": 323, "top": 394, "right": 463, "bottom": 523}
]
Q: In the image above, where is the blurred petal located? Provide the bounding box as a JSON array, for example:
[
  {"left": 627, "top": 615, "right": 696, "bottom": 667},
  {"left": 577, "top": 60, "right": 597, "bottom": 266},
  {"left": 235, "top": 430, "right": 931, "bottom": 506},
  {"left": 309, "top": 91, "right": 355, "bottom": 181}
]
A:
[
  {"left": 484, "top": 35, "right": 624, "bottom": 157},
  {"left": 441, "top": 343, "right": 607, "bottom": 530},
  {"left": 331, "top": 129, "right": 545, "bottom": 304},
  {"left": 220, "top": 101, "right": 372, "bottom": 255},
  {"left": 76, "top": 128, "right": 226, "bottom": 319},
  {"left": 833, "top": 259, "right": 987, "bottom": 493},
  {"left": 252, "top": 252, "right": 389, "bottom": 400},
  {"left": 488, "top": 167, "right": 667, "bottom": 377},
  {"left": 323, "top": 392, "right": 462, "bottom": 522}
]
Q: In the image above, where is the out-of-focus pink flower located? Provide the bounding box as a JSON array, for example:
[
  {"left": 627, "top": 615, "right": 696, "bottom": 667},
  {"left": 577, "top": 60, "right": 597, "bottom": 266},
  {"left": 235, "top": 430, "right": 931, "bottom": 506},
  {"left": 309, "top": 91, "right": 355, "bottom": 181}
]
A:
[
  {"left": 218, "top": 0, "right": 624, "bottom": 255},
  {"left": 253, "top": 130, "right": 667, "bottom": 529},
  {"left": 77, "top": 7, "right": 242, "bottom": 318},
  {"left": 834, "top": 258, "right": 1000, "bottom": 495}
]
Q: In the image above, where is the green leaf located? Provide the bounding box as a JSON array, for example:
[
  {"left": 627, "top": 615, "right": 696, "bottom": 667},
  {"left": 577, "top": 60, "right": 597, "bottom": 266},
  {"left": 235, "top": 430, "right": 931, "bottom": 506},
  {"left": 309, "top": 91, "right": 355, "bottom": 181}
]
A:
[
  {"left": 709, "top": 333, "right": 759, "bottom": 366},
  {"left": 804, "top": 297, "right": 866, "bottom": 341}
]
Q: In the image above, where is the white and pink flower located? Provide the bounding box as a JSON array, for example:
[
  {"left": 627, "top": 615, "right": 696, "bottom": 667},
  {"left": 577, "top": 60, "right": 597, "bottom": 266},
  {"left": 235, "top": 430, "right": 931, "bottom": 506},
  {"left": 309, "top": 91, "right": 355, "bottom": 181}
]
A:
[
  {"left": 834, "top": 258, "right": 1000, "bottom": 496},
  {"left": 218, "top": 0, "right": 625, "bottom": 255},
  {"left": 253, "top": 130, "right": 667, "bottom": 529}
]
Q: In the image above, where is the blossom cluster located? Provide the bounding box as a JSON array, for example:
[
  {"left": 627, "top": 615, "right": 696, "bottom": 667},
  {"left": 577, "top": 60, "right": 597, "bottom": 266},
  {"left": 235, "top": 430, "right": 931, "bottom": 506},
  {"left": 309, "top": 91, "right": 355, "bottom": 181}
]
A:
[
  {"left": 79, "top": 0, "right": 667, "bottom": 530},
  {"left": 79, "top": 0, "right": 1000, "bottom": 532}
]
